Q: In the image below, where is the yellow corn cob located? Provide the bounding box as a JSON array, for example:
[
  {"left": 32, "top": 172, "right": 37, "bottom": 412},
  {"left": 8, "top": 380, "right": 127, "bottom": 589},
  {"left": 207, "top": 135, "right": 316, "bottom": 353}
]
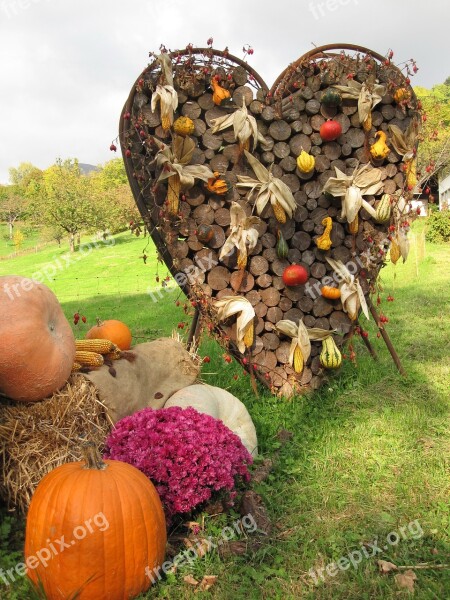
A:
[
  {"left": 71, "top": 362, "right": 82, "bottom": 372},
  {"left": 272, "top": 201, "right": 287, "bottom": 224},
  {"left": 237, "top": 250, "right": 247, "bottom": 270},
  {"left": 167, "top": 173, "right": 180, "bottom": 215},
  {"left": 75, "top": 339, "right": 115, "bottom": 354},
  {"left": 405, "top": 158, "right": 417, "bottom": 189},
  {"left": 348, "top": 215, "right": 359, "bottom": 234},
  {"left": 362, "top": 112, "right": 372, "bottom": 132},
  {"left": 161, "top": 111, "right": 172, "bottom": 132},
  {"left": 75, "top": 351, "right": 104, "bottom": 367},
  {"left": 105, "top": 348, "right": 122, "bottom": 361},
  {"left": 390, "top": 239, "right": 400, "bottom": 264},
  {"left": 293, "top": 346, "right": 304, "bottom": 374},
  {"left": 243, "top": 320, "right": 254, "bottom": 349}
]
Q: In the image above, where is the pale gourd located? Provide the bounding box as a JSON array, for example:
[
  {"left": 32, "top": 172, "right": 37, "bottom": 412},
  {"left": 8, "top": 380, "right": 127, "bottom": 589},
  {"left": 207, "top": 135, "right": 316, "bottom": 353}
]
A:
[{"left": 164, "top": 384, "right": 258, "bottom": 456}]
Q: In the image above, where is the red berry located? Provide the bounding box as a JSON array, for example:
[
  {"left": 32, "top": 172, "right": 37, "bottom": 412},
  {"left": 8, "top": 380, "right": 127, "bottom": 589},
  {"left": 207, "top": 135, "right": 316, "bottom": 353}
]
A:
[
  {"left": 362, "top": 331, "right": 369, "bottom": 338},
  {"left": 233, "top": 374, "right": 239, "bottom": 380},
  {"left": 125, "top": 149, "right": 131, "bottom": 157},
  {"left": 81, "top": 315, "right": 86, "bottom": 323},
  {"left": 203, "top": 356, "right": 211, "bottom": 363},
  {"left": 224, "top": 355, "right": 232, "bottom": 363},
  {"left": 123, "top": 111, "right": 131, "bottom": 120},
  {"left": 110, "top": 144, "right": 117, "bottom": 152}
]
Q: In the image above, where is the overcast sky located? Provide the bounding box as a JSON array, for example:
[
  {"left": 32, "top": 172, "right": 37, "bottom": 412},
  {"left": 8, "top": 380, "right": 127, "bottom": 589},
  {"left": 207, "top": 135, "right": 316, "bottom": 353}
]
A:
[{"left": 0, "top": 0, "right": 448, "bottom": 184}]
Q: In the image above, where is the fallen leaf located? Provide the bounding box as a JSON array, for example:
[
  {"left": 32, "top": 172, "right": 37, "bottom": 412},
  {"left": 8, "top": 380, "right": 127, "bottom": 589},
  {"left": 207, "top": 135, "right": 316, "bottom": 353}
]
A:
[
  {"left": 378, "top": 560, "right": 398, "bottom": 574},
  {"left": 183, "top": 574, "right": 199, "bottom": 586},
  {"left": 197, "top": 575, "right": 218, "bottom": 591},
  {"left": 395, "top": 570, "right": 417, "bottom": 593}
]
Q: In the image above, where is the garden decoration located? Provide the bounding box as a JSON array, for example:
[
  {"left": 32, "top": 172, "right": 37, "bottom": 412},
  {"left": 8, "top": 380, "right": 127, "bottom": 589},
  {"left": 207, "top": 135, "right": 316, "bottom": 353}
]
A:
[{"left": 119, "top": 43, "right": 421, "bottom": 397}]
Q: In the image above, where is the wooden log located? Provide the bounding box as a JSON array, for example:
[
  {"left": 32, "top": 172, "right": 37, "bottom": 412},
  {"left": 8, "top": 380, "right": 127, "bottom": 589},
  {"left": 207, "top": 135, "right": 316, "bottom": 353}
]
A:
[
  {"left": 205, "top": 106, "right": 228, "bottom": 126},
  {"left": 249, "top": 256, "right": 269, "bottom": 276},
  {"left": 279, "top": 296, "right": 293, "bottom": 312},
  {"left": 182, "top": 101, "right": 202, "bottom": 119},
  {"left": 256, "top": 273, "right": 272, "bottom": 288},
  {"left": 261, "top": 106, "right": 276, "bottom": 122},
  {"left": 214, "top": 207, "right": 231, "bottom": 227},
  {"left": 261, "top": 151, "right": 275, "bottom": 165},
  {"left": 275, "top": 341, "right": 291, "bottom": 364},
  {"left": 290, "top": 133, "right": 312, "bottom": 155},
  {"left": 233, "top": 86, "right": 254, "bottom": 107},
  {"left": 186, "top": 186, "right": 206, "bottom": 207},
  {"left": 302, "top": 250, "right": 316, "bottom": 265},
  {"left": 279, "top": 156, "right": 297, "bottom": 172},
  {"left": 310, "top": 262, "right": 327, "bottom": 279},
  {"left": 193, "top": 204, "right": 215, "bottom": 225},
  {"left": 346, "top": 127, "right": 366, "bottom": 148},
  {"left": 141, "top": 106, "right": 161, "bottom": 127},
  {"left": 251, "top": 336, "right": 264, "bottom": 356},
  {"left": 254, "top": 302, "right": 268, "bottom": 318},
  {"left": 202, "top": 130, "right": 223, "bottom": 150},
  {"left": 304, "top": 180, "right": 322, "bottom": 199},
  {"left": 261, "top": 288, "right": 281, "bottom": 307},
  {"left": 208, "top": 225, "right": 226, "bottom": 249},
  {"left": 250, "top": 100, "right": 264, "bottom": 115},
  {"left": 262, "top": 333, "right": 280, "bottom": 351},
  {"left": 305, "top": 99, "right": 321, "bottom": 115},
  {"left": 269, "top": 120, "right": 291, "bottom": 141},
  {"left": 310, "top": 114, "right": 325, "bottom": 132},
  {"left": 207, "top": 266, "right": 231, "bottom": 290},
  {"left": 230, "top": 270, "right": 254, "bottom": 292},
  {"left": 271, "top": 258, "right": 289, "bottom": 277},
  {"left": 263, "top": 247, "right": 278, "bottom": 262},
  {"left": 232, "top": 66, "right": 249, "bottom": 86},
  {"left": 273, "top": 142, "right": 291, "bottom": 159},
  {"left": 291, "top": 231, "right": 311, "bottom": 251},
  {"left": 298, "top": 295, "right": 314, "bottom": 313},
  {"left": 210, "top": 154, "right": 229, "bottom": 173},
  {"left": 283, "top": 308, "right": 304, "bottom": 323},
  {"left": 329, "top": 310, "right": 352, "bottom": 334},
  {"left": 281, "top": 173, "right": 300, "bottom": 193},
  {"left": 256, "top": 350, "right": 278, "bottom": 372},
  {"left": 195, "top": 248, "right": 219, "bottom": 271}
]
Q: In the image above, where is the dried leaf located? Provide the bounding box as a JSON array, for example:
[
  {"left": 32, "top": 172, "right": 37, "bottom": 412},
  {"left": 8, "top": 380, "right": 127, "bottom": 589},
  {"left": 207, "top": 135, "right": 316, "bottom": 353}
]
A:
[
  {"left": 395, "top": 570, "right": 417, "bottom": 593},
  {"left": 197, "top": 575, "right": 218, "bottom": 592},
  {"left": 183, "top": 574, "right": 199, "bottom": 586},
  {"left": 214, "top": 296, "right": 255, "bottom": 353},
  {"left": 378, "top": 559, "right": 398, "bottom": 574}
]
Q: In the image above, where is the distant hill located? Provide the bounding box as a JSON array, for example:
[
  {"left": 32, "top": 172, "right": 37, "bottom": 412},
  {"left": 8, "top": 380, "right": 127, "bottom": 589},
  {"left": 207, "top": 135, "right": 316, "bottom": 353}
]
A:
[{"left": 79, "top": 163, "right": 98, "bottom": 175}]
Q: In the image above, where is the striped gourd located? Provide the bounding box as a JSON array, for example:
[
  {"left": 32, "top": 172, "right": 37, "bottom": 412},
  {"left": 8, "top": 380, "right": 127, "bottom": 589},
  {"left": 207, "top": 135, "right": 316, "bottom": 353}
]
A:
[
  {"left": 319, "top": 336, "right": 342, "bottom": 369},
  {"left": 75, "top": 339, "right": 116, "bottom": 354},
  {"left": 74, "top": 351, "right": 104, "bottom": 367},
  {"left": 375, "top": 194, "right": 392, "bottom": 223}
]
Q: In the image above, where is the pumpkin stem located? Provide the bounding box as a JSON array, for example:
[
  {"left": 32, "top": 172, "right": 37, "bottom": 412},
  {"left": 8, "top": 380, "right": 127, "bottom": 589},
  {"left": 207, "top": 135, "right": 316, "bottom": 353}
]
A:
[{"left": 81, "top": 441, "right": 108, "bottom": 471}]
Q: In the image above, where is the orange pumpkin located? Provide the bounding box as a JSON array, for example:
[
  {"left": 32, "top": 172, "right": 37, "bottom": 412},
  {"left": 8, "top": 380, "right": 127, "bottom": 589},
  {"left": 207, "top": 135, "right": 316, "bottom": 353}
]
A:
[
  {"left": 25, "top": 442, "right": 167, "bottom": 600},
  {"left": 86, "top": 318, "right": 132, "bottom": 350},
  {"left": 321, "top": 286, "right": 341, "bottom": 300},
  {"left": 0, "top": 275, "right": 75, "bottom": 402}
]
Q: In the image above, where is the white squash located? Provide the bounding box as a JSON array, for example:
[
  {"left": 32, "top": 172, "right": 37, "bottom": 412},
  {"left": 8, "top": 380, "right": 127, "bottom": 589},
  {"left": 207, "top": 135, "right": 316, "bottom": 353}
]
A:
[{"left": 164, "top": 384, "right": 258, "bottom": 456}]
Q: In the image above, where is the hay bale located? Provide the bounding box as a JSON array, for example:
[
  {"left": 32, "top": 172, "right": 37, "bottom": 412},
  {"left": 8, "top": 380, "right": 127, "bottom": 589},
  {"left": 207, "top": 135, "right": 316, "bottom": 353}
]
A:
[{"left": 0, "top": 374, "right": 112, "bottom": 513}]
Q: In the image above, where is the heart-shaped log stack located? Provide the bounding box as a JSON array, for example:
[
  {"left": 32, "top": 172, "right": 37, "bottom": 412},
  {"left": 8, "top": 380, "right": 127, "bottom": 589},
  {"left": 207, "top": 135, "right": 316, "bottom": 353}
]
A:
[{"left": 120, "top": 44, "right": 420, "bottom": 397}]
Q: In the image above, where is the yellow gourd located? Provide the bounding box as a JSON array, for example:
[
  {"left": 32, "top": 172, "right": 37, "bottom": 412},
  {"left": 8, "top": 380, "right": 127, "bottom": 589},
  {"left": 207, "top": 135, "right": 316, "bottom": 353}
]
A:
[
  {"left": 320, "top": 336, "right": 342, "bottom": 369},
  {"left": 316, "top": 217, "right": 333, "bottom": 251},
  {"left": 173, "top": 116, "right": 195, "bottom": 137},
  {"left": 405, "top": 158, "right": 418, "bottom": 189},
  {"left": 296, "top": 149, "right": 315, "bottom": 173},
  {"left": 370, "top": 131, "right": 390, "bottom": 161}
]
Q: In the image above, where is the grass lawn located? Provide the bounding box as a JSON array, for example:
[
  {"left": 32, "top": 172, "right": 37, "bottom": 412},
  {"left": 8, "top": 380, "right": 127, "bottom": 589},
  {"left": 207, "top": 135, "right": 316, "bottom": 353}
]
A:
[{"left": 0, "top": 220, "right": 449, "bottom": 599}]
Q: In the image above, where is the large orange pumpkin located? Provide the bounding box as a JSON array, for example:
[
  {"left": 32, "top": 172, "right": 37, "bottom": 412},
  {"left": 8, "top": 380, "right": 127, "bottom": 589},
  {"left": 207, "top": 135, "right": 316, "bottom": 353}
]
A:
[
  {"left": 86, "top": 318, "right": 132, "bottom": 350},
  {"left": 25, "top": 443, "right": 166, "bottom": 600},
  {"left": 0, "top": 275, "right": 76, "bottom": 402}
]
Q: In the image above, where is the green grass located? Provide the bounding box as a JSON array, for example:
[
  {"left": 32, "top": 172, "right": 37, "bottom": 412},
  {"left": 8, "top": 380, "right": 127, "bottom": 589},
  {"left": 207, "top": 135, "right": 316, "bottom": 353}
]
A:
[{"left": 1, "top": 219, "right": 449, "bottom": 599}]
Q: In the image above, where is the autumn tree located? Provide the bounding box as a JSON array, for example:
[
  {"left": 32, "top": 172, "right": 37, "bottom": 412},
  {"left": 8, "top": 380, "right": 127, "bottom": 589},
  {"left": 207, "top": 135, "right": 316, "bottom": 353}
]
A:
[
  {"left": 28, "top": 159, "right": 103, "bottom": 252},
  {"left": 0, "top": 185, "right": 28, "bottom": 239},
  {"left": 415, "top": 78, "right": 450, "bottom": 184}
]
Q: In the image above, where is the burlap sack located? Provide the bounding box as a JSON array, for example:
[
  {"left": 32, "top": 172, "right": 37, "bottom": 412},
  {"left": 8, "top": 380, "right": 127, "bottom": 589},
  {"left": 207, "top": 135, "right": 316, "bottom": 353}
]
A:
[{"left": 83, "top": 338, "right": 199, "bottom": 422}]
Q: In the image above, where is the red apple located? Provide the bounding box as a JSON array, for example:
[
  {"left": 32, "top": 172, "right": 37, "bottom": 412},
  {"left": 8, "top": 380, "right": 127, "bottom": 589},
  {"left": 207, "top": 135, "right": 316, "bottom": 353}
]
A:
[{"left": 282, "top": 264, "right": 308, "bottom": 286}]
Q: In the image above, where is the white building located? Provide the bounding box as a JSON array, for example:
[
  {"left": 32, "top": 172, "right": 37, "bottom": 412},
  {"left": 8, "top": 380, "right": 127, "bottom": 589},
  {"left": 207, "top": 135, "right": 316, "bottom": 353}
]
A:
[{"left": 438, "top": 167, "right": 450, "bottom": 210}]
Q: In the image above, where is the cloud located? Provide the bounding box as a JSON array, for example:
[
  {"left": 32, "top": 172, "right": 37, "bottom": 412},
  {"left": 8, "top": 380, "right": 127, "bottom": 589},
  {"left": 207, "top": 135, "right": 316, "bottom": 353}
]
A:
[{"left": 0, "top": 0, "right": 448, "bottom": 183}]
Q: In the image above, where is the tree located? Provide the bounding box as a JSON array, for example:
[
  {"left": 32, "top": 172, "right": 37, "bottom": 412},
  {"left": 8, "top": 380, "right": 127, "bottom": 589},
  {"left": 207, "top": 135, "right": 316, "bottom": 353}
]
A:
[
  {"left": 90, "top": 158, "right": 140, "bottom": 233},
  {"left": 414, "top": 78, "right": 450, "bottom": 183},
  {"left": 28, "top": 159, "right": 103, "bottom": 252},
  {"left": 9, "top": 162, "right": 42, "bottom": 188},
  {"left": 0, "top": 185, "right": 28, "bottom": 239}
]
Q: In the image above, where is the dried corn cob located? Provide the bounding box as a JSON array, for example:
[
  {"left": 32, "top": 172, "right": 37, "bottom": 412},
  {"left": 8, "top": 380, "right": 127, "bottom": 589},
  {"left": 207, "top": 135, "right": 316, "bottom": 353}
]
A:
[
  {"left": 75, "top": 351, "right": 104, "bottom": 367},
  {"left": 167, "top": 173, "right": 180, "bottom": 215},
  {"left": 71, "top": 362, "right": 82, "bottom": 372},
  {"left": 75, "top": 339, "right": 115, "bottom": 354},
  {"left": 362, "top": 112, "right": 372, "bottom": 132},
  {"left": 293, "top": 346, "right": 304, "bottom": 374},
  {"left": 237, "top": 251, "right": 247, "bottom": 270},
  {"left": 349, "top": 215, "right": 359, "bottom": 234},
  {"left": 243, "top": 320, "right": 254, "bottom": 349},
  {"left": 390, "top": 239, "right": 400, "bottom": 264},
  {"left": 272, "top": 201, "right": 287, "bottom": 223}
]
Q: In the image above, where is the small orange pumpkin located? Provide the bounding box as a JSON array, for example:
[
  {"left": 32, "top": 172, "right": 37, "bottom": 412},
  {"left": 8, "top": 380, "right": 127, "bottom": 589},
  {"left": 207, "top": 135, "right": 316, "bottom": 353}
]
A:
[
  {"left": 0, "top": 275, "right": 76, "bottom": 402},
  {"left": 321, "top": 286, "right": 341, "bottom": 300},
  {"left": 25, "top": 442, "right": 166, "bottom": 600},
  {"left": 86, "top": 318, "right": 132, "bottom": 350}
]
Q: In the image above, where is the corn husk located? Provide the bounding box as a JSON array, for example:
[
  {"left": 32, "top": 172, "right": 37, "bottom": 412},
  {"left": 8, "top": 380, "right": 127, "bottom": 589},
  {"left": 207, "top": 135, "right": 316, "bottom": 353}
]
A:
[
  {"left": 275, "top": 319, "right": 334, "bottom": 373},
  {"left": 155, "top": 135, "right": 214, "bottom": 190},
  {"left": 214, "top": 296, "right": 256, "bottom": 354},
  {"left": 151, "top": 84, "right": 178, "bottom": 130},
  {"left": 325, "top": 257, "right": 370, "bottom": 321},
  {"left": 397, "top": 229, "right": 410, "bottom": 263},
  {"left": 332, "top": 80, "right": 386, "bottom": 129},
  {"left": 322, "top": 163, "right": 383, "bottom": 223},
  {"left": 237, "top": 151, "right": 297, "bottom": 219},
  {"left": 210, "top": 98, "right": 269, "bottom": 152},
  {"left": 219, "top": 202, "right": 260, "bottom": 269},
  {"left": 388, "top": 117, "right": 420, "bottom": 161}
]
